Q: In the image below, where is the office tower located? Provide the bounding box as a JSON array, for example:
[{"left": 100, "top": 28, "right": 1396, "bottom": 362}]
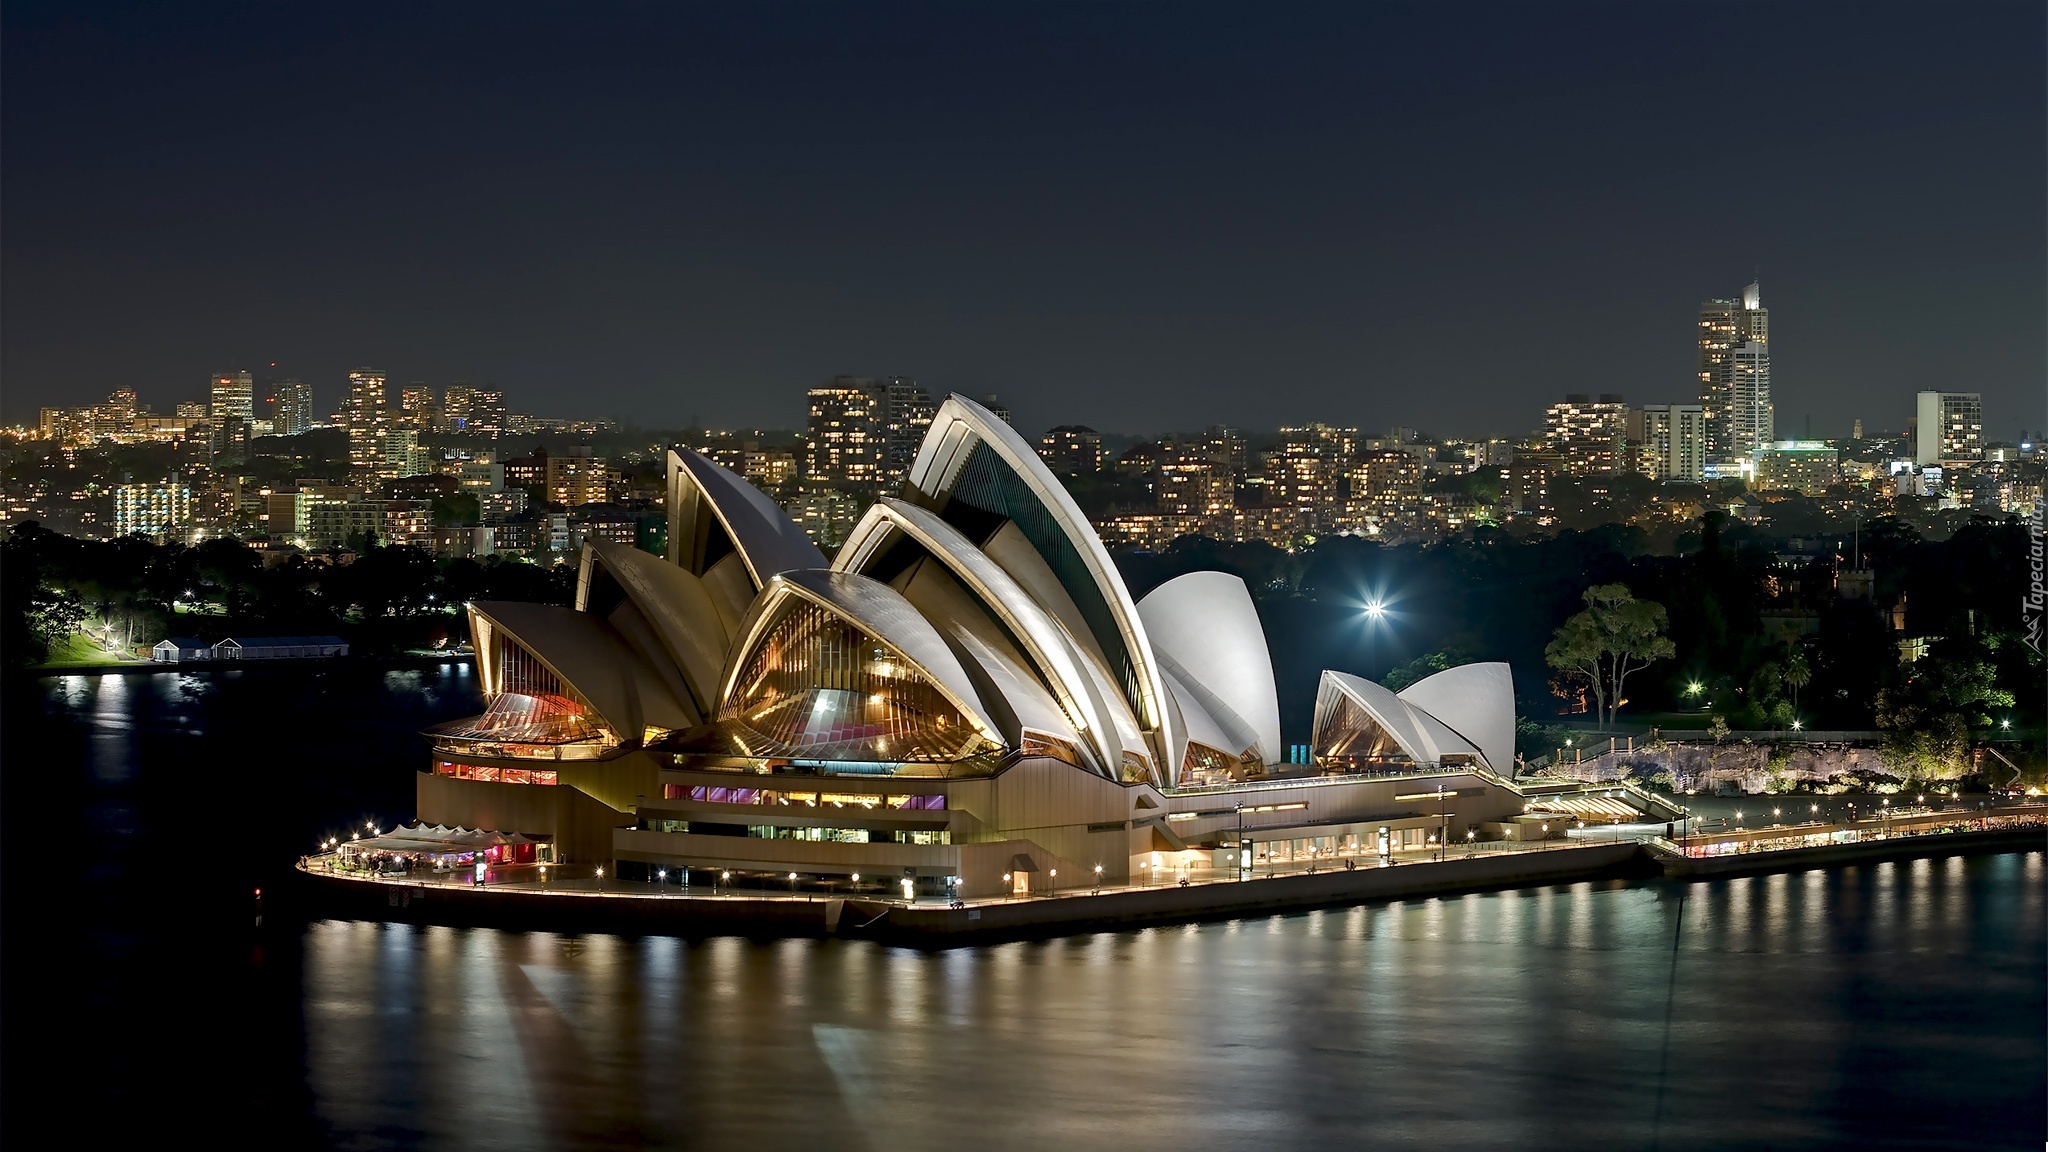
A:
[
  {"left": 88, "top": 388, "right": 140, "bottom": 441},
  {"left": 1698, "top": 281, "right": 1769, "bottom": 461},
  {"left": 210, "top": 370, "right": 255, "bottom": 457},
  {"left": 112, "top": 473, "right": 193, "bottom": 540},
  {"left": 400, "top": 383, "right": 438, "bottom": 431},
  {"left": 806, "top": 377, "right": 886, "bottom": 486},
  {"left": 1915, "top": 391, "right": 1984, "bottom": 466},
  {"left": 1039, "top": 426, "right": 1105, "bottom": 474},
  {"left": 880, "top": 379, "right": 936, "bottom": 484},
  {"left": 1852, "top": 418, "right": 1864, "bottom": 441},
  {"left": 1544, "top": 394, "right": 1630, "bottom": 475},
  {"left": 345, "top": 367, "right": 388, "bottom": 475},
  {"left": 268, "top": 380, "right": 314, "bottom": 436},
  {"left": 1635, "top": 404, "right": 1708, "bottom": 481}
]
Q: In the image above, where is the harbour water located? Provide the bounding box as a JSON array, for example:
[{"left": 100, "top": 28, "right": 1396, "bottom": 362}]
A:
[{"left": 5, "top": 667, "right": 2042, "bottom": 1150}]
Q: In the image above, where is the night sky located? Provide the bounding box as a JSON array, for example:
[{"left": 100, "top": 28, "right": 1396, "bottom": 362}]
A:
[{"left": 5, "top": 2, "right": 2043, "bottom": 438}]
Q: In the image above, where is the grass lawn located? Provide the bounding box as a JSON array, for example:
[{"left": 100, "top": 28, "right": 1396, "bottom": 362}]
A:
[{"left": 36, "top": 633, "right": 143, "bottom": 667}]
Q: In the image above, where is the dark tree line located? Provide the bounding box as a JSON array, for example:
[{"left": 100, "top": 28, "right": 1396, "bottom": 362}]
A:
[{"left": 1, "top": 522, "right": 575, "bottom": 665}]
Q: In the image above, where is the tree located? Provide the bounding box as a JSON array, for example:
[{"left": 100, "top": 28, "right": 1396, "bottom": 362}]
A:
[
  {"left": 1544, "top": 583, "right": 1676, "bottom": 729},
  {"left": 1783, "top": 648, "right": 1811, "bottom": 716}
]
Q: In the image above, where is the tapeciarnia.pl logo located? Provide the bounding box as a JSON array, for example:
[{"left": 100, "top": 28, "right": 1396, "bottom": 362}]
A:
[{"left": 2025, "top": 495, "right": 2044, "bottom": 654}]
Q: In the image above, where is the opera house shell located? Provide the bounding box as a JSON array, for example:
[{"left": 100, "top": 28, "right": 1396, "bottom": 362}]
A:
[{"left": 419, "top": 396, "right": 1534, "bottom": 897}]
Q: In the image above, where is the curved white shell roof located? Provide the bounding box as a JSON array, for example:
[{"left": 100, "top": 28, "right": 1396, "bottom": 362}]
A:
[
  {"left": 668, "top": 449, "right": 825, "bottom": 588},
  {"left": 722, "top": 568, "right": 1003, "bottom": 745},
  {"left": 836, "top": 497, "right": 1136, "bottom": 776},
  {"left": 578, "top": 538, "right": 731, "bottom": 716},
  {"left": 904, "top": 394, "right": 1172, "bottom": 781},
  {"left": 1136, "top": 571, "right": 1282, "bottom": 764},
  {"left": 1397, "top": 661, "right": 1515, "bottom": 775},
  {"left": 1314, "top": 669, "right": 1485, "bottom": 768},
  {"left": 469, "top": 599, "right": 694, "bottom": 741}
]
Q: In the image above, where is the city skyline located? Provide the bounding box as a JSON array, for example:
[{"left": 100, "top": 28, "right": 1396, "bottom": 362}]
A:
[{"left": 5, "top": 4, "right": 2042, "bottom": 436}]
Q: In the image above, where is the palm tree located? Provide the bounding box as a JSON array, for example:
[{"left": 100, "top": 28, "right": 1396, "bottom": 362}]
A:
[{"left": 1784, "top": 649, "right": 1811, "bottom": 716}]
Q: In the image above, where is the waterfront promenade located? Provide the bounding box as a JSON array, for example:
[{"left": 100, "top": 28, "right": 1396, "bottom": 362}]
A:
[{"left": 292, "top": 803, "right": 2048, "bottom": 944}]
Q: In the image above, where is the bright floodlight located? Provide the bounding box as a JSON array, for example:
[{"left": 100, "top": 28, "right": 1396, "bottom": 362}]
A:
[{"left": 1363, "top": 601, "right": 1386, "bottom": 618}]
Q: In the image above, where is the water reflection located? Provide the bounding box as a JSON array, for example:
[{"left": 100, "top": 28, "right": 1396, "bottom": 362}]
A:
[{"left": 292, "top": 855, "right": 2042, "bottom": 1151}]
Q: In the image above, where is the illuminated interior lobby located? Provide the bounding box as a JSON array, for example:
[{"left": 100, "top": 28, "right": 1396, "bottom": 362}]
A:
[{"left": 413, "top": 395, "right": 1546, "bottom": 899}]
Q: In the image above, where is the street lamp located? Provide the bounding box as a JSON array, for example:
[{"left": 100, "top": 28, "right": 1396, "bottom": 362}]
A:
[
  {"left": 1049, "top": 868, "right": 1058, "bottom": 897},
  {"left": 789, "top": 871, "right": 799, "bottom": 898},
  {"left": 1093, "top": 863, "right": 1103, "bottom": 892}
]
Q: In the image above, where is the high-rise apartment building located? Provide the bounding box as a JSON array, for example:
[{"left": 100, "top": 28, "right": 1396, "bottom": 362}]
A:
[
  {"left": 210, "top": 371, "right": 255, "bottom": 458},
  {"left": 1543, "top": 394, "right": 1630, "bottom": 475},
  {"left": 376, "top": 427, "right": 430, "bottom": 480},
  {"left": 268, "top": 380, "right": 314, "bottom": 436},
  {"left": 1914, "top": 391, "right": 1983, "bottom": 466},
  {"left": 1039, "top": 426, "right": 1105, "bottom": 474},
  {"left": 545, "top": 448, "right": 617, "bottom": 507},
  {"left": 881, "top": 379, "right": 936, "bottom": 483},
  {"left": 468, "top": 388, "right": 508, "bottom": 438},
  {"left": 1264, "top": 424, "right": 1357, "bottom": 533},
  {"left": 1634, "top": 404, "right": 1708, "bottom": 481},
  {"left": 399, "top": 384, "right": 438, "bottom": 431},
  {"left": 1352, "top": 449, "right": 1425, "bottom": 516},
  {"left": 1726, "top": 341, "right": 1773, "bottom": 457},
  {"left": 344, "top": 368, "right": 388, "bottom": 475},
  {"left": 1697, "top": 281, "right": 1769, "bottom": 461},
  {"left": 806, "top": 377, "right": 887, "bottom": 486}
]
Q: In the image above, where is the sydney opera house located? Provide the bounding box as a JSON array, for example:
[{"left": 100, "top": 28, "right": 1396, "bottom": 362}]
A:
[{"left": 417, "top": 396, "right": 1543, "bottom": 899}]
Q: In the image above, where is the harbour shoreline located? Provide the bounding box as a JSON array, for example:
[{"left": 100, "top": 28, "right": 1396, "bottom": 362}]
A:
[{"left": 285, "top": 825, "right": 2046, "bottom": 947}]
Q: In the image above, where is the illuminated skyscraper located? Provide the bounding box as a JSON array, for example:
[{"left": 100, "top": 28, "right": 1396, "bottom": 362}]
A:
[
  {"left": 806, "top": 377, "right": 886, "bottom": 486},
  {"left": 1915, "top": 391, "right": 1983, "bottom": 466},
  {"left": 881, "top": 378, "right": 936, "bottom": 483},
  {"left": 345, "top": 367, "right": 388, "bottom": 475},
  {"left": 1697, "top": 281, "right": 1769, "bottom": 461},
  {"left": 1726, "top": 341, "right": 1773, "bottom": 457},
  {"left": 1544, "top": 394, "right": 1629, "bottom": 475},
  {"left": 400, "top": 383, "right": 438, "bottom": 431},
  {"left": 210, "top": 370, "right": 255, "bottom": 458},
  {"left": 1634, "top": 404, "right": 1708, "bottom": 481},
  {"left": 268, "top": 379, "right": 314, "bottom": 436}
]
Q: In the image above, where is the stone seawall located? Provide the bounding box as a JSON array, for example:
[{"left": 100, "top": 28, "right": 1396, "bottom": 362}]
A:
[{"left": 1549, "top": 742, "right": 1905, "bottom": 794}]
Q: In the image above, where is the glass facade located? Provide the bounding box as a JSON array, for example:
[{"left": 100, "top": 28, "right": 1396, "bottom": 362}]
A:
[
  {"left": 721, "top": 600, "right": 998, "bottom": 762},
  {"left": 434, "top": 761, "right": 560, "bottom": 785},
  {"left": 662, "top": 784, "right": 945, "bottom": 810},
  {"left": 1312, "top": 692, "right": 1409, "bottom": 765}
]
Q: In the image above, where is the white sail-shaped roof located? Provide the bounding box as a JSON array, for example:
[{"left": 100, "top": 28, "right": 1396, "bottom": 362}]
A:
[
  {"left": 666, "top": 449, "right": 825, "bottom": 590},
  {"left": 1397, "top": 662, "right": 1515, "bottom": 774},
  {"left": 468, "top": 600, "right": 694, "bottom": 742},
  {"left": 576, "top": 538, "right": 731, "bottom": 718},
  {"left": 904, "top": 395, "right": 1173, "bottom": 783},
  {"left": 1136, "top": 571, "right": 1282, "bottom": 765},
  {"left": 1312, "top": 669, "right": 1484, "bottom": 767},
  {"left": 836, "top": 497, "right": 1136, "bottom": 776}
]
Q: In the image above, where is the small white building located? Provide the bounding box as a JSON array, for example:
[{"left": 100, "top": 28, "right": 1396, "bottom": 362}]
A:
[
  {"left": 211, "top": 635, "right": 349, "bottom": 660},
  {"left": 151, "top": 637, "right": 213, "bottom": 663}
]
